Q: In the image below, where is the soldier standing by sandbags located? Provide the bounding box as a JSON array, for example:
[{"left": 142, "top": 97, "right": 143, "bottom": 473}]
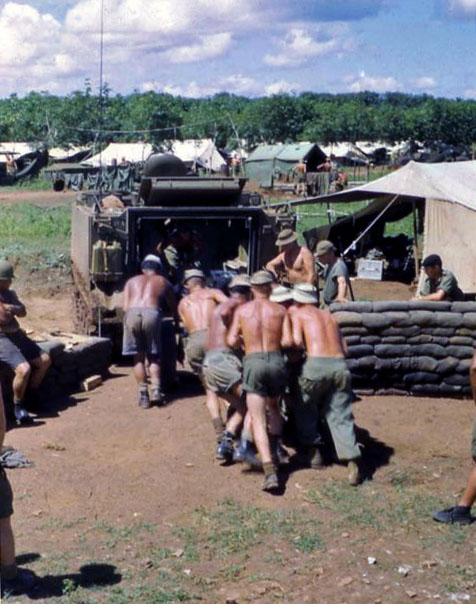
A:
[
  {"left": 415, "top": 254, "right": 463, "bottom": 302},
  {"left": 0, "top": 260, "right": 51, "bottom": 424},
  {"left": 315, "top": 240, "right": 351, "bottom": 307},
  {"left": 288, "top": 283, "right": 361, "bottom": 485}
]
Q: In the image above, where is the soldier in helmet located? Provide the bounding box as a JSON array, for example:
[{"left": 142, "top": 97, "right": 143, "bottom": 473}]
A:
[{"left": 0, "top": 260, "right": 51, "bottom": 423}]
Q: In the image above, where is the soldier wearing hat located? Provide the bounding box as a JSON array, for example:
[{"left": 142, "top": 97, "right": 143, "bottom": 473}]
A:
[
  {"left": 0, "top": 260, "right": 51, "bottom": 424},
  {"left": 122, "top": 255, "right": 178, "bottom": 408},
  {"left": 201, "top": 275, "right": 255, "bottom": 462},
  {"left": 416, "top": 254, "right": 463, "bottom": 301},
  {"left": 288, "top": 283, "right": 362, "bottom": 485},
  {"left": 265, "top": 228, "right": 316, "bottom": 288},
  {"left": 178, "top": 270, "right": 228, "bottom": 436},
  {"left": 316, "top": 240, "right": 351, "bottom": 307},
  {"left": 227, "top": 270, "right": 293, "bottom": 492}
]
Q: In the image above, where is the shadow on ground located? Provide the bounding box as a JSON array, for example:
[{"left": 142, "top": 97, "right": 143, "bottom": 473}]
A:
[{"left": 11, "top": 561, "right": 122, "bottom": 600}]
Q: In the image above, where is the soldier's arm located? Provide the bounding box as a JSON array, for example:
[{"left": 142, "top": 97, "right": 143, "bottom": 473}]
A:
[
  {"left": 418, "top": 290, "right": 446, "bottom": 301},
  {"left": 3, "top": 291, "right": 26, "bottom": 317},
  {"left": 336, "top": 275, "right": 349, "bottom": 303},
  {"left": 302, "top": 249, "right": 316, "bottom": 284},
  {"left": 123, "top": 281, "right": 131, "bottom": 311},
  {"left": 212, "top": 289, "right": 229, "bottom": 304},
  {"left": 226, "top": 307, "right": 242, "bottom": 349},
  {"left": 265, "top": 253, "right": 284, "bottom": 277},
  {"left": 0, "top": 302, "right": 13, "bottom": 325},
  {"left": 281, "top": 311, "right": 293, "bottom": 349}
]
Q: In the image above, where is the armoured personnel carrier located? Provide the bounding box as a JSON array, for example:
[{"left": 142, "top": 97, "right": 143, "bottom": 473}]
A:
[{"left": 71, "top": 153, "right": 294, "bottom": 344}]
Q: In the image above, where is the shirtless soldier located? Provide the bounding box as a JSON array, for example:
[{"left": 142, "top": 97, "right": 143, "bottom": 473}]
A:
[
  {"left": 227, "top": 270, "right": 292, "bottom": 492},
  {"left": 266, "top": 228, "right": 316, "bottom": 288},
  {"left": 288, "top": 283, "right": 361, "bottom": 485},
  {"left": 202, "top": 275, "right": 251, "bottom": 461},
  {"left": 122, "top": 255, "right": 178, "bottom": 408},
  {"left": 178, "top": 269, "right": 228, "bottom": 442}
]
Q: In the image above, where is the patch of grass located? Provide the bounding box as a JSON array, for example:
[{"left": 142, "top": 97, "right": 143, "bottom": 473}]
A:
[
  {"left": 192, "top": 498, "right": 325, "bottom": 558},
  {"left": 307, "top": 481, "right": 447, "bottom": 530},
  {"left": 0, "top": 203, "right": 71, "bottom": 267},
  {"left": 92, "top": 520, "right": 156, "bottom": 549}
]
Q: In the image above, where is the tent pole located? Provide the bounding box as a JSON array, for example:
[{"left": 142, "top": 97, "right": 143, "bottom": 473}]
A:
[{"left": 412, "top": 198, "right": 419, "bottom": 283}]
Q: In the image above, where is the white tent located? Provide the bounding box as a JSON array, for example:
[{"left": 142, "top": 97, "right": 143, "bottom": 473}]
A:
[
  {"left": 169, "top": 139, "right": 226, "bottom": 172},
  {"left": 84, "top": 142, "right": 154, "bottom": 167},
  {"left": 275, "top": 160, "right": 476, "bottom": 293},
  {"left": 0, "top": 142, "right": 36, "bottom": 156}
]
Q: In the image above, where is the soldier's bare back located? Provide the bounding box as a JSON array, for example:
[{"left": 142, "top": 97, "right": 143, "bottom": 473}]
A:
[
  {"left": 228, "top": 299, "right": 287, "bottom": 354},
  {"left": 206, "top": 299, "right": 241, "bottom": 350},
  {"left": 179, "top": 288, "right": 228, "bottom": 334},
  {"left": 123, "top": 274, "right": 171, "bottom": 310},
  {"left": 289, "top": 305, "right": 345, "bottom": 358}
]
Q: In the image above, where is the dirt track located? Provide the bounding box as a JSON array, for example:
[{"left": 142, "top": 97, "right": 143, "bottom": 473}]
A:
[{"left": 3, "top": 290, "right": 476, "bottom": 603}]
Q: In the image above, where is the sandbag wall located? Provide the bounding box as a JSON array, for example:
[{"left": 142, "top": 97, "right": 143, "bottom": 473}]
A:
[
  {"left": 330, "top": 301, "right": 476, "bottom": 397},
  {"left": 37, "top": 336, "right": 112, "bottom": 398}
]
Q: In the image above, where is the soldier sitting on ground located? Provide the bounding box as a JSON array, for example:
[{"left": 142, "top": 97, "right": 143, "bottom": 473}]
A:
[{"left": 0, "top": 260, "right": 51, "bottom": 424}]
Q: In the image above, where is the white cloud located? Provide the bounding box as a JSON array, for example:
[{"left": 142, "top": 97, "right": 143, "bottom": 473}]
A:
[
  {"left": 264, "top": 80, "right": 300, "bottom": 95},
  {"left": 161, "top": 33, "right": 232, "bottom": 64},
  {"left": 412, "top": 76, "right": 437, "bottom": 91},
  {"left": 463, "top": 88, "right": 476, "bottom": 98},
  {"left": 263, "top": 26, "right": 349, "bottom": 67},
  {"left": 446, "top": 0, "right": 476, "bottom": 15},
  {"left": 142, "top": 74, "right": 299, "bottom": 98},
  {"left": 345, "top": 71, "right": 403, "bottom": 93}
]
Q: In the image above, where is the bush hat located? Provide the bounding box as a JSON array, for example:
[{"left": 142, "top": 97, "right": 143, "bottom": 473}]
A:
[
  {"left": 183, "top": 268, "right": 205, "bottom": 283},
  {"left": 276, "top": 228, "right": 298, "bottom": 247},
  {"left": 270, "top": 285, "right": 293, "bottom": 303},
  {"left": 250, "top": 270, "right": 274, "bottom": 286},
  {"left": 293, "top": 283, "right": 318, "bottom": 304},
  {"left": 229, "top": 274, "right": 251, "bottom": 289},
  {"left": 316, "top": 240, "right": 335, "bottom": 256}
]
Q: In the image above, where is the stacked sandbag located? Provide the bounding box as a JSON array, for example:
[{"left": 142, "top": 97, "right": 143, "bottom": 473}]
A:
[
  {"left": 330, "top": 301, "right": 476, "bottom": 397},
  {"left": 36, "top": 336, "right": 112, "bottom": 397}
]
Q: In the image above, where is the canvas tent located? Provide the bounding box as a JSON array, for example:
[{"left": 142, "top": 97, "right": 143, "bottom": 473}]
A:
[
  {"left": 274, "top": 160, "right": 476, "bottom": 293},
  {"left": 168, "top": 139, "right": 226, "bottom": 172},
  {"left": 245, "top": 143, "right": 326, "bottom": 188},
  {"left": 84, "top": 142, "right": 154, "bottom": 167}
]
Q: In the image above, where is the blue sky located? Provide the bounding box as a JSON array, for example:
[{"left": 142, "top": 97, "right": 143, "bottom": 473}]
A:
[{"left": 0, "top": 0, "right": 475, "bottom": 98}]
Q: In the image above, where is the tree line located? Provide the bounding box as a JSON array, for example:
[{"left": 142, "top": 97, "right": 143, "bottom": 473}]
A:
[{"left": 1, "top": 84, "right": 476, "bottom": 150}]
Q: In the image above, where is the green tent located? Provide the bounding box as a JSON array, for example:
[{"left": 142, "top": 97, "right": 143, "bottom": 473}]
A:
[{"left": 244, "top": 142, "right": 326, "bottom": 188}]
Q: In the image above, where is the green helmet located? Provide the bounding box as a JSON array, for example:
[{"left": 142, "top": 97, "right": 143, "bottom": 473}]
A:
[{"left": 0, "top": 260, "right": 14, "bottom": 280}]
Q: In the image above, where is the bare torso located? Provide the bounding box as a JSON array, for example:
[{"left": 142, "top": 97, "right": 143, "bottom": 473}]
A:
[
  {"left": 206, "top": 299, "right": 240, "bottom": 350},
  {"left": 123, "top": 274, "right": 170, "bottom": 311},
  {"left": 231, "top": 299, "right": 287, "bottom": 355},
  {"left": 179, "top": 287, "right": 228, "bottom": 334},
  {"left": 289, "top": 305, "right": 345, "bottom": 358},
  {"left": 267, "top": 245, "right": 316, "bottom": 285}
]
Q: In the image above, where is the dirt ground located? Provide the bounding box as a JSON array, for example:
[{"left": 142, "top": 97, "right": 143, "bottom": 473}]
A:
[
  {"left": 2, "top": 286, "right": 476, "bottom": 603},
  {"left": 0, "top": 190, "right": 76, "bottom": 206}
]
